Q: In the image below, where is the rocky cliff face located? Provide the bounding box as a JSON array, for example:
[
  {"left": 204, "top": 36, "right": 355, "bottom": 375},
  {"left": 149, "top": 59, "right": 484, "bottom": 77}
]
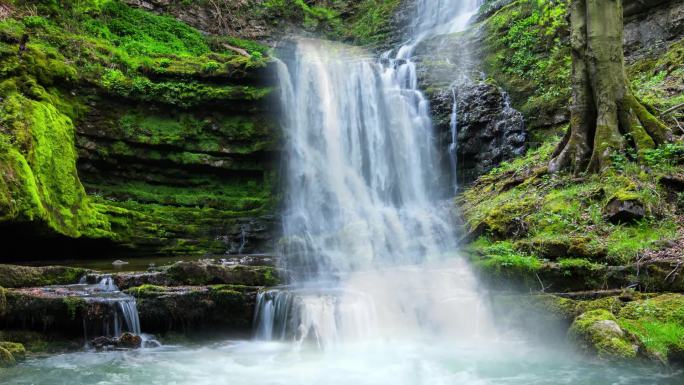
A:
[
  {"left": 430, "top": 80, "right": 525, "bottom": 186},
  {"left": 623, "top": 0, "right": 684, "bottom": 61}
]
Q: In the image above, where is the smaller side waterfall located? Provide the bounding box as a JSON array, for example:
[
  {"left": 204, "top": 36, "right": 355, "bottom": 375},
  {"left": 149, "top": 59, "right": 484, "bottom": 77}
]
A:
[
  {"left": 84, "top": 278, "right": 142, "bottom": 339},
  {"left": 69, "top": 276, "right": 142, "bottom": 339},
  {"left": 448, "top": 88, "right": 459, "bottom": 193}
]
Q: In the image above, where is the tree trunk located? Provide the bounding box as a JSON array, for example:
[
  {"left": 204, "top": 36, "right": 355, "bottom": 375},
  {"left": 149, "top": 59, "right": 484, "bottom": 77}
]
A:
[{"left": 549, "top": 0, "right": 672, "bottom": 174}]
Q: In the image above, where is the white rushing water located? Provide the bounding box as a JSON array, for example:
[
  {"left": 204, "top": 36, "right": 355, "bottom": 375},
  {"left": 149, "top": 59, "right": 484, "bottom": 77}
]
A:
[{"left": 255, "top": 0, "right": 489, "bottom": 347}]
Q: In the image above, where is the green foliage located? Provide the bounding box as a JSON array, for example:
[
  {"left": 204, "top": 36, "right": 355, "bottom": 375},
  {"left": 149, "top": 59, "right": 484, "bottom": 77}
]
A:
[
  {"left": 126, "top": 284, "right": 167, "bottom": 298},
  {"left": 621, "top": 320, "right": 684, "bottom": 360},
  {"left": 482, "top": 0, "right": 570, "bottom": 129},
  {"left": 468, "top": 238, "right": 542, "bottom": 275},
  {"left": 88, "top": 180, "right": 271, "bottom": 212},
  {"left": 87, "top": 1, "right": 210, "bottom": 57},
  {"left": 0, "top": 346, "right": 16, "bottom": 367},
  {"left": 642, "top": 143, "right": 684, "bottom": 173},
  {"left": 0, "top": 341, "right": 25, "bottom": 361},
  {"left": 347, "top": 0, "right": 401, "bottom": 45},
  {"left": 261, "top": 0, "right": 401, "bottom": 45},
  {"left": 629, "top": 41, "right": 684, "bottom": 113},
  {"left": 617, "top": 294, "right": 684, "bottom": 360},
  {"left": 263, "top": 0, "right": 341, "bottom": 32}
]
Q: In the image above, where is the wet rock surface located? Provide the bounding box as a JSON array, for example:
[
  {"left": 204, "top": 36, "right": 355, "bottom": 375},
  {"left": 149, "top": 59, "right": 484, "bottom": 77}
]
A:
[
  {"left": 412, "top": 26, "right": 527, "bottom": 186},
  {"left": 0, "top": 265, "right": 89, "bottom": 288},
  {"left": 82, "top": 259, "right": 280, "bottom": 290},
  {"left": 90, "top": 332, "right": 142, "bottom": 350},
  {"left": 126, "top": 284, "right": 258, "bottom": 335},
  {"left": 0, "top": 259, "right": 279, "bottom": 340},
  {"left": 430, "top": 80, "right": 526, "bottom": 185}
]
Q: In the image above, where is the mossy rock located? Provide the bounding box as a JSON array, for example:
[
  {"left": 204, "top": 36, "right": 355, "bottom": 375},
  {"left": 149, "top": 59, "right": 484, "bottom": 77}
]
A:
[
  {"left": 165, "top": 261, "right": 279, "bottom": 286},
  {"left": 1, "top": 290, "right": 92, "bottom": 337},
  {"left": 514, "top": 236, "right": 606, "bottom": 261},
  {"left": 618, "top": 293, "right": 684, "bottom": 323},
  {"left": 0, "top": 265, "right": 88, "bottom": 288},
  {"left": 0, "top": 346, "right": 15, "bottom": 367},
  {"left": 616, "top": 294, "right": 684, "bottom": 362},
  {"left": 125, "top": 284, "right": 169, "bottom": 298},
  {"left": 0, "top": 342, "right": 25, "bottom": 361},
  {"left": 568, "top": 309, "right": 639, "bottom": 360},
  {"left": 128, "top": 284, "right": 256, "bottom": 335}
]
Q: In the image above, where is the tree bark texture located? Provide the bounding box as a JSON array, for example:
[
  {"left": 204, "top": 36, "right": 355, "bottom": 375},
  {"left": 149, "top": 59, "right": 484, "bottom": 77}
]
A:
[{"left": 549, "top": 0, "right": 672, "bottom": 174}]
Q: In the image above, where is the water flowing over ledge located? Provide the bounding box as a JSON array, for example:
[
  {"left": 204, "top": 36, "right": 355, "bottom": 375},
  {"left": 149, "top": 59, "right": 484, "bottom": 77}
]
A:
[{"left": 255, "top": 0, "right": 488, "bottom": 348}]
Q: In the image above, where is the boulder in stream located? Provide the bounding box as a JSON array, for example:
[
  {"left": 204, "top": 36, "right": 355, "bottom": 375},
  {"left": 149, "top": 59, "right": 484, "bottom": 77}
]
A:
[{"left": 90, "top": 332, "right": 142, "bottom": 350}]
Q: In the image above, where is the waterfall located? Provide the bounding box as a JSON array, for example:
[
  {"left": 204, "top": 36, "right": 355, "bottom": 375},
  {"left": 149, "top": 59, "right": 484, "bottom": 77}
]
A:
[
  {"left": 257, "top": 0, "right": 490, "bottom": 347},
  {"left": 82, "top": 276, "right": 142, "bottom": 338}
]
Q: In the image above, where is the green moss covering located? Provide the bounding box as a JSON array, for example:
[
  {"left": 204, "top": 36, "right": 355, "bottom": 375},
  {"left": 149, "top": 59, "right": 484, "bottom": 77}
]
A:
[
  {"left": 346, "top": 0, "right": 402, "bottom": 46},
  {"left": 125, "top": 284, "right": 168, "bottom": 298},
  {"left": 514, "top": 293, "right": 684, "bottom": 363},
  {"left": 461, "top": 134, "right": 680, "bottom": 272},
  {"left": 0, "top": 90, "right": 112, "bottom": 238},
  {"left": 0, "top": 330, "right": 73, "bottom": 354},
  {"left": 568, "top": 309, "right": 638, "bottom": 360},
  {"left": 480, "top": 0, "right": 571, "bottom": 130},
  {"left": 260, "top": 0, "right": 402, "bottom": 45},
  {"left": 165, "top": 261, "right": 279, "bottom": 286},
  {"left": 467, "top": 238, "right": 542, "bottom": 276},
  {"left": 618, "top": 294, "right": 684, "bottom": 361},
  {"left": 101, "top": 69, "right": 271, "bottom": 107},
  {"left": 0, "top": 342, "right": 26, "bottom": 361},
  {"left": 0, "top": 1, "right": 274, "bottom": 253},
  {"left": 629, "top": 41, "right": 684, "bottom": 114},
  {"left": 62, "top": 297, "right": 86, "bottom": 321},
  {"left": 0, "top": 346, "right": 16, "bottom": 367},
  {"left": 0, "top": 265, "right": 88, "bottom": 288}
]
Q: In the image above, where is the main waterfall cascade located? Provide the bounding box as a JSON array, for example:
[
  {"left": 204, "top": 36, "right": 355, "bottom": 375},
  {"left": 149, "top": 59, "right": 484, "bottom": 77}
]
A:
[{"left": 255, "top": 0, "right": 492, "bottom": 347}]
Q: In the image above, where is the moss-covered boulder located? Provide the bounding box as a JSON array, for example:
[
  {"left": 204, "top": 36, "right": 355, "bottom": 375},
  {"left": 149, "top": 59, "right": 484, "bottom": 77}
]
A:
[
  {"left": 0, "top": 342, "right": 25, "bottom": 361},
  {"left": 0, "top": 287, "right": 144, "bottom": 342},
  {"left": 499, "top": 293, "right": 684, "bottom": 363},
  {"left": 0, "top": 346, "right": 16, "bottom": 368},
  {"left": 514, "top": 236, "right": 606, "bottom": 261},
  {"left": 568, "top": 309, "right": 639, "bottom": 360}
]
